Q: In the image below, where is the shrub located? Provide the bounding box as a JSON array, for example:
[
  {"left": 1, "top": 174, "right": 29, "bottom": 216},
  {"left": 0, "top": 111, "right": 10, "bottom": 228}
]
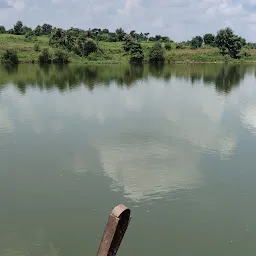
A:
[
  {"left": 176, "top": 43, "right": 185, "bottom": 49},
  {"left": 52, "top": 49, "right": 69, "bottom": 63},
  {"left": 1, "top": 49, "right": 19, "bottom": 64},
  {"left": 24, "top": 31, "right": 35, "bottom": 41},
  {"left": 165, "top": 42, "right": 172, "bottom": 51},
  {"left": 149, "top": 43, "right": 164, "bottom": 63},
  {"left": 34, "top": 43, "right": 40, "bottom": 52},
  {"left": 77, "top": 38, "right": 98, "bottom": 56},
  {"left": 39, "top": 48, "right": 51, "bottom": 64}
]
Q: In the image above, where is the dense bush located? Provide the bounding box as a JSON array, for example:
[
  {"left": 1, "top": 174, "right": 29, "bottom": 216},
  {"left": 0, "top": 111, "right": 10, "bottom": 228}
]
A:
[
  {"left": 78, "top": 38, "right": 98, "bottom": 56},
  {"left": 52, "top": 49, "right": 69, "bottom": 63},
  {"left": 24, "top": 31, "right": 35, "bottom": 41},
  {"left": 149, "top": 43, "right": 164, "bottom": 63},
  {"left": 176, "top": 43, "right": 185, "bottom": 49},
  {"left": 165, "top": 42, "right": 172, "bottom": 51},
  {"left": 34, "top": 43, "right": 40, "bottom": 52},
  {"left": 39, "top": 48, "right": 51, "bottom": 64},
  {"left": 130, "top": 43, "right": 144, "bottom": 63},
  {"left": 123, "top": 34, "right": 134, "bottom": 53},
  {"left": 1, "top": 49, "right": 19, "bottom": 64}
]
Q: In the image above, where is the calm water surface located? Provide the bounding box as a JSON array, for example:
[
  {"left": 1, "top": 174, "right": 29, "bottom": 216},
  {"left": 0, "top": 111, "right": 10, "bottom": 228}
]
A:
[{"left": 0, "top": 64, "right": 256, "bottom": 255}]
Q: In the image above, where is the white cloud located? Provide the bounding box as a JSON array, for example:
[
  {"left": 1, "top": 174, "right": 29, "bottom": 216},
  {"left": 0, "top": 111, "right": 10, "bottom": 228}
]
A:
[{"left": 0, "top": 0, "right": 256, "bottom": 40}]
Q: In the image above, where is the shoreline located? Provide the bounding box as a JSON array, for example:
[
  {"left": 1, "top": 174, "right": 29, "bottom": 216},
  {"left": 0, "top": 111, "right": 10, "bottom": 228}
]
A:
[{"left": 2, "top": 34, "right": 256, "bottom": 65}]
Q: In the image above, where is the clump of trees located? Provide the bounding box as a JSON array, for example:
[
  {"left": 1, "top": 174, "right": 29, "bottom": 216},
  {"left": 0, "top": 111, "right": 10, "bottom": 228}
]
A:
[
  {"left": 149, "top": 43, "right": 165, "bottom": 63},
  {"left": 49, "top": 28, "right": 98, "bottom": 57},
  {"left": 1, "top": 49, "right": 19, "bottom": 64},
  {"left": 38, "top": 48, "right": 69, "bottom": 64}
]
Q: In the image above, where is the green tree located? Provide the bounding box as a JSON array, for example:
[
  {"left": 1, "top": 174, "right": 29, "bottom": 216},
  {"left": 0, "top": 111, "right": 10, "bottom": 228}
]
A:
[
  {"left": 49, "top": 28, "right": 68, "bottom": 48},
  {"left": 123, "top": 34, "right": 144, "bottom": 63},
  {"left": 161, "top": 36, "right": 170, "bottom": 43},
  {"left": 123, "top": 34, "right": 135, "bottom": 52},
  {"left": 102, "top": 29, "right": 109, "bottom": 34},
  {"left": 215, "top": 27, "right": 246, "bottom": 58},
  {"left": 22, "top": 26, "right": 32, "bottom": 35},
  {"left": 116, "top": 28, "right": 125, "bottom": 41},
  {"left": 34, "top": 43, "right": 40, "bottom": 52},
  {"left": 130, "top": 42, "right": 144, "bottom": 63},
  {"left": 52, "top": 49, "right": 69, "bottom": 63},
  {"left": 165, "top": 42, "right": 172, "bottom": 51},
  {"left": 0, "top": 26, "right": 6, "bottom": 34},
  {"left": 39, "top": 48, "right": 51, "bottom": 64},
  {"left": 149, "top": 42, "right": 165, "bottom": 63},
  {"left": 203, "top": 33, "right": 215, "bottom": 46},
  {"left": 1, "top": 49, "right": 19, "bottom": 64},
  {"left": 77, "top": 38, "right": 98, "bottom": 56},
  {"left": 42, "top": 24, "right": 52, "bottom": 35},
  {"left": 8, "top": 29, "right": 14, "bottom": 34},
  {"left": 24, "top": 30, "right": 35, "bottom": 41},
  {"left": 191, "top": 36, "right": 203, "bottom": 49},
  {"left": 144, "top": 32, "right": 149, "bottom": 41},
  {"left": 34, "top": 25, "right": 42, "bottom": 36},
  {"left": 108, "top": 32, "right": 118, "bottom": 42},
  {"left": 14, "top": 21, "right": 23, "bottom": 35}
]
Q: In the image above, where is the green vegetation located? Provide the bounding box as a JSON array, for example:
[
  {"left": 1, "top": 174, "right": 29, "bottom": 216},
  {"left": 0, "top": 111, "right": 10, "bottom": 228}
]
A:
[
  {"left": 123, "top": 35, "right": 144, "bottom": 63},
  {"left": 1, "top": 49, "right": 19, "bottom": 64},
  {"left": 0, "top": 21, "right": 256, "bottom": 63},
  {"left": 191, "top": 36, "right": 203, "bottom": 49},
  {"left": 52, "top": 49, "right": 69, "bottom": 63},
  {"left": 39, "top": 48, "right": 51, "bottom": 64},
  {"left": 164, "top": 42, "right": 172, "bottom": 51},
  {"left": 203, "top": 34, "right": 215, "bottom": 46},
  {"left": 215, "top": 28, "right": 246, "bottom": 58},
  {"left": 149, "top": 43, "right": 164, "bottom": 63}
]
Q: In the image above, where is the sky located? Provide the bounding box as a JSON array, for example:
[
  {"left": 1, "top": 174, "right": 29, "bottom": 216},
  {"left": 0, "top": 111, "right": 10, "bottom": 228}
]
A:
[{"left": 0, "top": 0, "right": 256, "bottom": 41}]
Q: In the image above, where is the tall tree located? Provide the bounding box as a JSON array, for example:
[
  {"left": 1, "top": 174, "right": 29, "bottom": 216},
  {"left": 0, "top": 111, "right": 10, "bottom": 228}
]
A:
[
  {"left": 203, "top": 33, "right": 215, "bottom": 45},
  {"left": 215, "top": 27, "right": 246, "bottom": 58},
  {"left": 144, "top": 32, "right": 149, "bottom": 41},
  {"left": 42, "top": 24, "right": 52, "bottom": 35},
  {"left": 0, "top": 26, "right": 6, "bottom": 34},
  {"left": 22, "top": 26, "right": 32, "bottom": 34},
  {"left": 14, "top": 21, "right": 23, "bottom": 35},
  {"left": 190, "top": 36, "right": 203, "bottom": 49},
  {"left": 34, "top": 25, "right": 42, "bottom": 36},
  {"left": 149, "top": 42, "right": 165, "bottom": 63},
  {"left": 116, "top": 28, "right": 125, "bottom": 41}
]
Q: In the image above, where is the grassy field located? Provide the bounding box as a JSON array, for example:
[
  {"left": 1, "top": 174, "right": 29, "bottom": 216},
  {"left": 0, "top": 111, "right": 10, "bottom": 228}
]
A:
[{"left": 1, "top": 34, "right": 256, "bottom": 63}]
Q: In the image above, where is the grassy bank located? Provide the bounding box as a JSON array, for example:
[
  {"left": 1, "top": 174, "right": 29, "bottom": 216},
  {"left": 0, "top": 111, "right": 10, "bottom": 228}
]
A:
[{"left": 1, "top": 34, "right": 256, "bottom": 63}]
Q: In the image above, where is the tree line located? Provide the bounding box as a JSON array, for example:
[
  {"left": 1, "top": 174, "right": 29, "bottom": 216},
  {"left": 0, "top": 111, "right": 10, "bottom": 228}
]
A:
[
  {"left": 0, "top": 21, "right": 251, "bottom": 64},
  {"left": 0, "top": 21, "right": 170, "bottom": 42}
]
